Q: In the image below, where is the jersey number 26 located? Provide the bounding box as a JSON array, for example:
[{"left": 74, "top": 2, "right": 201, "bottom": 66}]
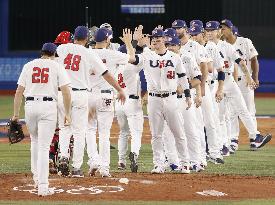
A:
[{"left": 32, "top": 67, "right": 49, "bottom": 83}]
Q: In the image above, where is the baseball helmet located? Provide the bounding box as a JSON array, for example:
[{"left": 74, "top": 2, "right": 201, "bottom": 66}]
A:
[{"left": 54, "top": 31, "right": 73, "bottom": 45}]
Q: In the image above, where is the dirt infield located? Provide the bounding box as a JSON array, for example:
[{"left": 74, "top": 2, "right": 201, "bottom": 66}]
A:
[{"left": 1, "top": 173, "right": 275, "bottom": 201}]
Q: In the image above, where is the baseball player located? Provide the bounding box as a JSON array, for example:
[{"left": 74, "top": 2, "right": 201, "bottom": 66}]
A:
[
  {"left": 162, "top": 35, "right": 204, "bottom": 172},
  {"left": 100, "top": 23, "right": 120, "bottom": 50},
  {"left": 205, "top": 21, "right": 271, "bottom": 153},
  {"left": 85, "top": 28, "right": 135, "bottom": 177},
  {"left": 190, "top": 24, "right": 226, "bottom": 156},
  {"left": 173, "top": 20, "right": 224, "bottom": 165},
  {"left": 115, "top": 44, "right": 144, "bottom": 172},
  {"left": 12, "top": 43, "right": 71, "bottom": 196},
  {"left": 220, "top": 19, "right": 272, "bottom": 150},
  {"left": 56, "top": 26, "right": 126, "bottom": 178},
  {"left": 130, "top": 28, "right": 191, "bottom": 174}
]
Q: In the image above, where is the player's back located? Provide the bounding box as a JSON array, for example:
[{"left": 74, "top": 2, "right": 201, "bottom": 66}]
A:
[
  {"left": 90, "top": 48, "right": 128, "bottom": 90},
  {"left": 57, "top": 43, "right": 91, "bottom": 89},
  {"left": 116, "top": 63, "right": 141, "bottom": 96},
  {"left": 19, "top": 58, "right": 67, "bottom": 99}
]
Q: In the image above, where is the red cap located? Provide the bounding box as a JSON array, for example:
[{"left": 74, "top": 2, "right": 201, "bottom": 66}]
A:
[{"left": 54, "top": 31, "right": 73, "bottom": 44}]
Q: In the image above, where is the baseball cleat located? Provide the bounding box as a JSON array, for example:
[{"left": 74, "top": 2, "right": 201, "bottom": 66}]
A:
[
  {"left": 38, "top": 188, "right": 55, "bottom": 197},
  {"left": 88, "top": 163, "right": 99, "bottom": 176},
  {"left": 230, "top": 139, "right": 239, "bottom": 152},
  {"left": 151, "top": 166, "right": 165, "bottom": 174},
  {"left": 208, "top": 156, "right": 224, "bottom": 164},
  {"left": 250, "top": 134, "right": 272, "bottom": 151},
  {"left": 58, "top": 157, "right": 70, "bottom": 177},
  {"left": 99, "top": 167, "right": 111, "bottom": 177},
  {"left": 118, "top": 162, "right": 126, "bottom": 170},
  {"left": 221, "top": 145, "right": 230, "bottom": 157},
  {"left": 181, "top": 165, "right": 190, "bottom": 174},
  {"left": 190, "top": 163, "right": 204, "bottom": 172},
  {"left": 129, "top": 152, "right": 138, "bottom": 173},
  {"left": 71, "top": 168, "right": 84, "bottom": 178},
  {"left": 49, "top": 159, "right": 58, "bottom": 174},
  {"left": 170, "top": 163, "right": 180, "bottom": 171}
]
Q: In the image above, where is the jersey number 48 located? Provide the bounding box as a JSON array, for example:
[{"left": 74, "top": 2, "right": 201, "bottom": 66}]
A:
[{"left": 64, "top": 54, "right": 81, "bottom": 71}]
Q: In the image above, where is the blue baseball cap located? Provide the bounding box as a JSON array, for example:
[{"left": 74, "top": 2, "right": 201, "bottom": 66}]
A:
[
  {"left": 189, "top": 25, "right": 204, "bottom": 36},
  {"left": 190, "top": 20, "right": 204, "bottom": 28},
  {"left": 172, "top": 19, "right": 187, "bottom": 28},
  {"left": 166, "top": 36, "right": 181, "bottom": 46},
  {"left": 41, "top": 43, "right": 57, "bottom": 53},
  {"left": 164, "top": 28, "right": 177, "bottom": 37},
  {"left": 74, "top": 26, "right": 89, "bottom": 39},
  {"left": 150, "top": 29, "right": 165, "bottom": 37},
  {"left": 118, "top": 44, "right": 127, "bottom": 54},
  {"left": 232, "top": 26, "right": 241, "bottom": 36},
  {"left": 220, "top": 19, "right": 233, "bottom": 29},
  {"left": 205, "top": 21, "right": 220, "bottom": 30},
  {"left": 94, "top": 28, "right": 113, "bottom": 42}
]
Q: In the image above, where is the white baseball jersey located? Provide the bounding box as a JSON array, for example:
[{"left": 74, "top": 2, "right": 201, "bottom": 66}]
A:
[
  {"left": 180, "top": 39, "right": 208, "bottom": 65},
  {"left": 56, "top": 43, "right": 107, "bottom": 89},
  {"left": 205, "top": 41, "right": 224, "bottom": 80},
  {"left": 108, "top": 42, "right": 120, "bottom": 50},
  {"left": 116, "top": 63, "right": 141, "bottom": 96},
  {"left": 134, "top": 49, "right": 189, "bottom": 92},
  {"left": 232, "top": 37, "right": 258, "bottom": 76},
  {"left": 17, "top": 58, "right": 70, "bottom": 100},
  {"left": 89, "top": 48, "right": 129, "bottom": 90},
  {"left": 180, "top": 51, "right": 201, "bottom": 79},
  {"left": 216, "top": 40, "right": 240, "bottom": 73}
]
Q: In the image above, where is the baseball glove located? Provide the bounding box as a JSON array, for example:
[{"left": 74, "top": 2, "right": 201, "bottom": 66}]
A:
[{"left": 7, "top": 120, "right": 25, "bottom": 144}]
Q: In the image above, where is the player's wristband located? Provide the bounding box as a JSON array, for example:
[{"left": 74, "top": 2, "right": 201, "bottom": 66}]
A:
[
  {"left": 218, "top": 71, "right": 225, "bottom": 81},
  {"left": 194, "top": 75, "right": 202, "bottom": 81},
  {"left": 235, "top": 58, "right": 241, "bottom": 64},
  {"left": 184, "top": 89, "right": 191, "bottom": 98}
]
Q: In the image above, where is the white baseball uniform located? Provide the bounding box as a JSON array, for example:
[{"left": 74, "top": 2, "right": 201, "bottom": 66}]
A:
[
  {"left": 205, "top": 41, "right": 224, "bottom": 152},
  {"left": 115, "top": 63, "right": 144, "bottom": 165},
  {"left": 17, "top": 58, "right": 70, "bottom": 193},
  {"left": 231, "top": 37, "right": 259, "bottom": 140},
  {"left": 86, "top": 48, "right": 129, "bottom": 173},
  {"left": 181, "top": 39, "right": 222, "bottom": 161},
  {"left": 133, "top": 48, "right": 190, "bottom": 170},
  {"left": 216, "top": 40, "right": 258, "bottom": 147},
  {"left": 162, "top": 51, "right": 203, "bottom": 168},
  {"left": 56, "top": 43, "right": 107, "bottom": 170}
]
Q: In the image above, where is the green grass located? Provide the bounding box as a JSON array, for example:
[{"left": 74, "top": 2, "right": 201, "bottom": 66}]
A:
[
  {"left": 1, "top": 143, "right": 275, "bottom": 176},
  {"left": 0, "top": 96, "right": 275, "bottom": 119}
]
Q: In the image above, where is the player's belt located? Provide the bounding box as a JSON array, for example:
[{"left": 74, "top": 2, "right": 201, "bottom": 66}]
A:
[
  {"left": 26, "top": 97, "right": 54, "bottom": 101},
  {"left": 177, "top": 95, "right": 183, "bottom": 98},
  {"left": 129, "top": 95, "right": 139, "bottom": 99},
  {"left": 238, "top": 76, "right": 242, "bottom": 81},
  {"left": 101, "top": 90, "right": 112, "bottom": 94},
  {"left": 72, "top": 88, "right": 87, "bottom": 91},
  {"left": 149, "top": 92, "right": 176, "bottom": 98},
  {"left": 210, "top": 80, "right": 215, "bottom": 84}
]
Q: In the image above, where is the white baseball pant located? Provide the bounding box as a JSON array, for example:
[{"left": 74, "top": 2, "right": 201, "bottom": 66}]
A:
[
  {"left": 116, "top": 97, "right": 144, "bottom": 164},
  {"left": 148, "top": 93, "right": 189, "bottom": 168},
  {"left": 25, "top": 99, "right": 57, "bottom": 192},
  {"left": 58, "top": 90, "right": 88, "bottom": 169}
]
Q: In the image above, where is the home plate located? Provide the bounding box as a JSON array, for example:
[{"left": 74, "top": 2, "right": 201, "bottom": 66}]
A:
[{"left": 196, "top": 190, "right": 228, "bottom": 197}]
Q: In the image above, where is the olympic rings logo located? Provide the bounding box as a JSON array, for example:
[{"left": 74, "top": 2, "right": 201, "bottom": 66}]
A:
[{"left": 13, "top": 184, "right": 124, "bottom": 195}]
